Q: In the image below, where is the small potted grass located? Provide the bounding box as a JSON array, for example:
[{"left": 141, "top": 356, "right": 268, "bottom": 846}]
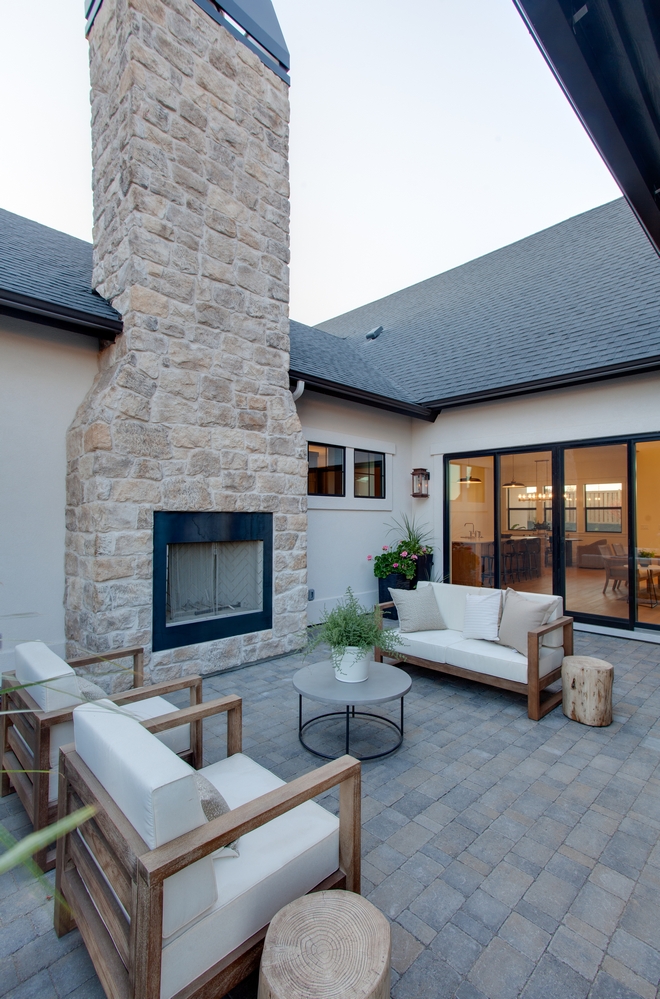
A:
[{"left": 308, "top": 588, "right": 404, "bottom": 682}]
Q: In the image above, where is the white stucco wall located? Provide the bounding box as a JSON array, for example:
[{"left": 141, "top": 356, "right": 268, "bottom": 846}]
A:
[
  {"left": 411, "top": 371, "right": 660, "bottom": 580},
  {"left": 0, "top": 316, "right": 99, "bottom": 665},
  {"left": 295, "top": 391, "right": 416, "bottom": 622}
]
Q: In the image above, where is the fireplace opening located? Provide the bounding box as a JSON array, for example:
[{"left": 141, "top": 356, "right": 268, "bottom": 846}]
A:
[
  {"left": 166, "top": 540, "right": 264, "bottom": 625},
  {"left": 153, "top": 513, "right": 272, "bottom": 652}
]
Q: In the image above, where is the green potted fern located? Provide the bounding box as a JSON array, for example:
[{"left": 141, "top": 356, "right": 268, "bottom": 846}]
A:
[{"left": 308, "top": 588, "right": 404, "bottom": 681}]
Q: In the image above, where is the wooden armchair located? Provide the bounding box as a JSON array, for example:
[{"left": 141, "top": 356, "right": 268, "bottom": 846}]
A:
[
  {"left": 1, "top": 642, "right": 202, "bottom": 870},
  {"left": 54, "top": 695, "right": 360, "bottom": 999}
]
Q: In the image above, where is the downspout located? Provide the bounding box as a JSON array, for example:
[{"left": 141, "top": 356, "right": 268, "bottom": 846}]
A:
[{"left": 291, "top": 379, "right": 305, "bottom": 402}]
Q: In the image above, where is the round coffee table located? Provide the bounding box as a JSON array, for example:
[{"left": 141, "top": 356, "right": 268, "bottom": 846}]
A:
[{"left": 292, "top": 661, "right": 412, "bottom": 761}]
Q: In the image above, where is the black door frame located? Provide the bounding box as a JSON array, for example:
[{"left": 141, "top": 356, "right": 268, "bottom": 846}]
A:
[{"left": 444, "top": 431, "right": 660, "bottom": 633}]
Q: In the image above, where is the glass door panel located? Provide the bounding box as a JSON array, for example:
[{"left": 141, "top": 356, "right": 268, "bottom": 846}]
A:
[
  {"left": 564, "top": 444, "right": 629, "bottom": 620},
  {"left": 500, "top": 451, "right": 554, "bottom": 594},
  {"left": 635, "top": 441, "right": 660, "bottom": 626},
  {"left": 448, "top": 457, "right": 494, "bottom": 586}
]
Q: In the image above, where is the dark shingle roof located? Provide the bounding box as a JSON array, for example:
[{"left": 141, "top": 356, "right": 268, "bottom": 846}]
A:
[
  {"left": 316, "top": 199, "right": 660, "bottom": 407},
  {"left": 289, "top": 320, "right": 415, "bottom": 402},
  {"left": 0, "top": 208, "right": 121, "bottom": 333},
  {"left": 289, "top": 320, "right": 433, "bottom": 418}
]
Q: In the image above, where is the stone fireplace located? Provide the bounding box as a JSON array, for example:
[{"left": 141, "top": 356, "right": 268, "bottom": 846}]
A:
[{"left": 65, "top": 0, "right": 307, "bottom": 682}]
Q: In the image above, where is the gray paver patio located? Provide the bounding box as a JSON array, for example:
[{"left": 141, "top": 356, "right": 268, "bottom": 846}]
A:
[{"left": 2, "top": 632, "right": 660, "bottom": 998}]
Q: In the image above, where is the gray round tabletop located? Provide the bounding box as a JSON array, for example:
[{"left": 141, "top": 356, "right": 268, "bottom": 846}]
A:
[
  {"left": 293, "top": 661, "right": 412, "bottom": 704},
  {"left": 292, "top": 661, "right": 412, "bottom": 761}
]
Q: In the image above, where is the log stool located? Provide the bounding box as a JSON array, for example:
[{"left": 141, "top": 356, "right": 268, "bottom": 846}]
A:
[
  {"left": 562, "top": 656, "right": 613, "bottom": 726},
  {"left": 258, "top": 890, "right": 390, "bottom": 999}
]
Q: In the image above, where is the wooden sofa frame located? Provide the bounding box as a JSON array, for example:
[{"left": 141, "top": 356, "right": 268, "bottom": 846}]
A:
[
  {"left": 376, "top": 601, "right": 574, "bottom": 721},
  {"left": 1, "top": 646, "right": 203, "bottom": 870},
  {"left": 54, "top": 694, "right": 361, "bottom": 999}
]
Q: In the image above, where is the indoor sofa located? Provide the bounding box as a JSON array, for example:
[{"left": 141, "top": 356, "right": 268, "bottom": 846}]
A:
[{"left": 376, "top": 581, "right": 573, "bottom": 720}]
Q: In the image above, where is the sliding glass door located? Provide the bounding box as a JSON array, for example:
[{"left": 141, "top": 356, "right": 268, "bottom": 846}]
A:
[
  {"left": 447, "top": 456, "right": 494, "bottom": 586},
  {"left": 635, "top": 441, "right": 660, "bottom": 626},
  {"left": 563, "top": 444, "right": 629, "bottom": 621},
  {"left": 500, "top": 451, "right": 554, "bottom": 596},
  {"left": 445, "top": 435, "right": 660, "bottom": 631}
]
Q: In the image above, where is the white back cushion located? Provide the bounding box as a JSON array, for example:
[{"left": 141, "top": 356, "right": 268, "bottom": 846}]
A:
[
  {"left": 15, "top": 642, "right": 80, "bottom": 711},
  {"left": 421, "top": 583, "right": 564, "bottom": 648},
  {"left": 73, "top": 701, "right": 217, "bottom": 937}
]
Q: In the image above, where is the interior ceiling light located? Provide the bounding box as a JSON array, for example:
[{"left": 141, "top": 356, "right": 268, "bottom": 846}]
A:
[
  {"left": 459, "top": 474, "right": 482, "bottom": 484},
  {"left": 502, "top": 454, "right": 525, "bottom": 488}
]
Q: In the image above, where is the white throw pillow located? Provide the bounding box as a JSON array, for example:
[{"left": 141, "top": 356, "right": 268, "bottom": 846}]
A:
[{"left": 462, "top": 590, "right": 502, "bottom": 642}]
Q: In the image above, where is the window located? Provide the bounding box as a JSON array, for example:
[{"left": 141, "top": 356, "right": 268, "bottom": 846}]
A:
[
  {"left": 308, "top": 443, "right": 345, "bottom": 496},
  {"left": 585, "top": 483, "right": 623, "bottom": 533},
  {"left": 354, "top": 449, "right": 385, "bottom": 498}
]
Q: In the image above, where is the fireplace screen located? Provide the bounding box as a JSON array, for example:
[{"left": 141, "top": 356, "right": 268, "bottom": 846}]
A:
[
  {"left": 153, "top": 511, "right": 273, "bottom": 652},
  {"left": 166, "top": 540, "right": 264, "bottom": 625}
]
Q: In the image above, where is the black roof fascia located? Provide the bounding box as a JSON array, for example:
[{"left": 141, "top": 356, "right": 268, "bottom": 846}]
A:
[
  {"left": 421, "top": 353, "right": 660, "bottom": 411},
  {"left": 0, "top": 289, "right": 122, "bottom": 340},
  {"left": 290, "top": 371, "right": 435, "bottom": 422},
  {"left": 513, "top": 0, "right": 660, "bottom": 256}
]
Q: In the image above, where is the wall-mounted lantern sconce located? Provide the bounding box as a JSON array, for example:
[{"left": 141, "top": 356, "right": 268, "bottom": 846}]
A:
[{"left": 411, "top": 468, "right": 430, "bottom": 497}]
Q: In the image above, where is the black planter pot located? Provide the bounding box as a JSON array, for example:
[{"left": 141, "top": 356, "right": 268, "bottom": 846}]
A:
[{"left": 378, "top": 554, "right": 434, "bottom": 620}]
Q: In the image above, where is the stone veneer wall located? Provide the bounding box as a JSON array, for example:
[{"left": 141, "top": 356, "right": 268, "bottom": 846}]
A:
[{"left": 65, "top": 0, "right": 308, "bottom": 683}]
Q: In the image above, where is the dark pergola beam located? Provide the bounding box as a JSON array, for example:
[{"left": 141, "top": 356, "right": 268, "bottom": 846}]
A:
[{"left": 513, "top": 0, "right": 660, "bottom": 256}]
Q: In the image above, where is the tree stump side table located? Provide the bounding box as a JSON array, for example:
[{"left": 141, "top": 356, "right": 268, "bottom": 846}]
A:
[
  {"left": 257, "top": 890, "right": 391, "bottom": 999},
  {"left": 562, "top": 655, "right": 613, "bottom": 726}
]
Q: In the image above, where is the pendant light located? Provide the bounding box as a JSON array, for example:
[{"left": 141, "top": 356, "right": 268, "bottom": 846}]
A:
[{"left": 502, "top": 454, "right": 525, "bottom": 489}]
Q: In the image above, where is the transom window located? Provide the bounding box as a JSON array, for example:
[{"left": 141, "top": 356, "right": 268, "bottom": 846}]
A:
[
  {"left": 308, "top": 443, "right": 345, "bottom": 496},
  {"left": 354, "top": 449, "right": 385, "bottom": 498}
]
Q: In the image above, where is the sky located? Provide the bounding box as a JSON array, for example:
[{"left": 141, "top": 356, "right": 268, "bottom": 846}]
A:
[{"left": 0, "top": 0, "right": 619, "bottom": 326}]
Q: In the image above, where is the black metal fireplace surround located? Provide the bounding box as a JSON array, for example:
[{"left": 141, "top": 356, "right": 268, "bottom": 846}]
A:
[{"left": 152, "top": 511, "right": 273, "bottom": 652}]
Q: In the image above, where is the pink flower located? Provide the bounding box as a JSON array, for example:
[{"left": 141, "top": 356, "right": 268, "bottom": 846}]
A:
[
  {"left": 367, "top": 555, "right": 373, "bottom": 561},
  {"left": 411, "top": 554, "right": 418, "bottom": 560},
  {"left": 382, "top": 545, "right": 389, "bottom": 551},
  {"left": 393, "top": 563, "right": 399, "bottom": 568},
  {"left": 401, "top": 551, "right": 408, "bottom": 558}
]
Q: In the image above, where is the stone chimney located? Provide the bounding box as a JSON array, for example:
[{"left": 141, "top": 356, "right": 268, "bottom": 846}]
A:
[{"left": 66, "top": 0, "right": 307, "bottom": 682}]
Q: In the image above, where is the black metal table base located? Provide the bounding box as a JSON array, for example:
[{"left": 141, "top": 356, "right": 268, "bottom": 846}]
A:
[{"left": 298, "top": 695, "right": 405, "bottom": 761}]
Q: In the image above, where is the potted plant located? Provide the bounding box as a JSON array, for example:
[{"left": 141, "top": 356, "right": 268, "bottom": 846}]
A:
[
  {"left": 369, "top": 514, "right": 434, "bottom": 612},
  {"left": 308, "top": 588, "right": 404, "bottom": 682}
]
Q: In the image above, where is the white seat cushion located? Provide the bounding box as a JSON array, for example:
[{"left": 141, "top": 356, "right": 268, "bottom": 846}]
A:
[
  {"left": 445, "top": 639, "right": 564, "bottom": 685},
  {"left": 74, "top": 702, "right": 216, "bottom": 939},
  {"left": 14, "top": 642, "right": 80, "bottom": 711},
  {"left": 396, "top": 629, "right": 464, "bottom": 664},
  {"left": 160, "top": 753, "right": 340, "bottom": 999}
]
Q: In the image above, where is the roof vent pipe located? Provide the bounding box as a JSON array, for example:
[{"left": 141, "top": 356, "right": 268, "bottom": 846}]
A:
[
  {"left": 291, "top": 379, "right": 305, "bottom": 402},
  {"left": 366, "top": 326, "right": 383, "bottom": 340}
]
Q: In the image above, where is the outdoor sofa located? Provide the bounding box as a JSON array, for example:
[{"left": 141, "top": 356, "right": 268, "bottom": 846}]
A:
[{"left": 377, "top": 581, "right": 573, "bottom": 720}]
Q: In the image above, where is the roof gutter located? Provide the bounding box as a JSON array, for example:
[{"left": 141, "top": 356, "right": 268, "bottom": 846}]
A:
[
  {"left": 422, "top": 355, "right": 660, "bottom": 412},
  {"left": 0, "top": 289, "right": 122, "bottom": 339},
  {"left": 289, "top": 371, "right": 435, "bottom": 421}
]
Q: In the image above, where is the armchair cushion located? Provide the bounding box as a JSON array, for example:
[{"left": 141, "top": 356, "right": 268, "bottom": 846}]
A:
[
  {"left": 73, "top": 702, "right": 216, "bottom": 938},
  {"left": 14, "top": 642, "right": 80, "bottom": 711},
  {"left": 161, "top": 753, "right": 340, "bottom": 999}
]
